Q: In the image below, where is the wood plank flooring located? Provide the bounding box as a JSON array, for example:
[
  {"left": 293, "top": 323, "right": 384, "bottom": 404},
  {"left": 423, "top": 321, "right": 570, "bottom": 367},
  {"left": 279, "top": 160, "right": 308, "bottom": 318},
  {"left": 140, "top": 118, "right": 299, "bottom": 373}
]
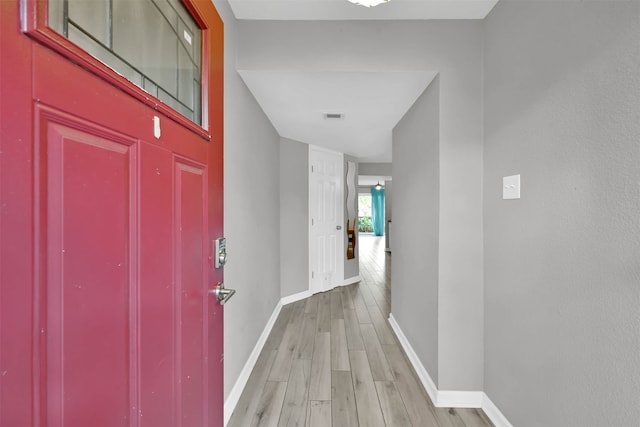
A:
[{"left": 228, "top": 235, "right": 494, "bottom": 427}]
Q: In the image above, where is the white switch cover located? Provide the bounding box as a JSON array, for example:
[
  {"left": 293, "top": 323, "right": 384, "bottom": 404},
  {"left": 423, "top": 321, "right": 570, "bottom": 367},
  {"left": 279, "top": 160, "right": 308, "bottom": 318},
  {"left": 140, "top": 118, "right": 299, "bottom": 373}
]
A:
[
  {"left": 503, "top": 174, "right": 521, "bottom": 199},
  {"left": 153, "top": 116, "right": 161, "bottom": 139}
]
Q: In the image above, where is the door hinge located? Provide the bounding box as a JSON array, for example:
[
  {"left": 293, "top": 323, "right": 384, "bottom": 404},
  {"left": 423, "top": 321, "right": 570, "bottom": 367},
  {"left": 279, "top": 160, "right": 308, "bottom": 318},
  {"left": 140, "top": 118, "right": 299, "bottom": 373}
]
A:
[
  {"left": 311, "top": 218, "right": 314, "bottom": 226},
  {"left": 311, "top": 165, "right": 314, "bottom": 173},
  {"left": 311, "top": 271, "right": 314, "bottom": 279}
]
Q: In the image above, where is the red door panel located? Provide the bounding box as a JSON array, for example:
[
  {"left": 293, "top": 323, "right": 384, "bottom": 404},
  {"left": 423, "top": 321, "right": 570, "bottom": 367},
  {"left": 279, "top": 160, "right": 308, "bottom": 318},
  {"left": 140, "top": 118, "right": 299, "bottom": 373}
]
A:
[
  {"left": 175, "top": 159, "right": 208, "bottom": 426},
  {"left": 138, "top": 141, "right": 175, "bottom": 427},
  {"left": 36, "top": 107, "right": 136, "bottom": 427},
  {"left": 137, "top": 146, "right": 210, "bottom": 427}
]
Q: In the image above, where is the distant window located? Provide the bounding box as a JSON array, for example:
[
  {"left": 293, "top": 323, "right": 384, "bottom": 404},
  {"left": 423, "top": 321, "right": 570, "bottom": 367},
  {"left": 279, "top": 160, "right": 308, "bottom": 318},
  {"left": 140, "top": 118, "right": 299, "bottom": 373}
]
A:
[
  {"left": 358, "top": 193, "right": 372, "bottom": 218},
  {"left": 49, "top": 0, "right": 202, "bottom": 125},
  {"left": 358, "top": 193, "right": 373, "bottom": 233}
]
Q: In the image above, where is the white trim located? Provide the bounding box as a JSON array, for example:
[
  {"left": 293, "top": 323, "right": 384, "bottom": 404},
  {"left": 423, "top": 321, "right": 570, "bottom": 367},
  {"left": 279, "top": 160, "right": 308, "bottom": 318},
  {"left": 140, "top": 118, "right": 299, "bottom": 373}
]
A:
[
  {"left": 482, "top": 394, "right": 514, "bottom": 427},
  {"left": 388, "top": 314, "right": 439, "bottom": 403},
  {"left": 436, "top": 390, "right": 483, "bottom": 408},
  {"left": 224, "top": 301, "right": 282, "bottom": 426},
  {"left": 280, "top": 289, "right": 312, "bottom": 306},
  {"left": 307, "top": 275, "right": 362, "bottom": 297},
  {"left": 388, "top": 313, "right": 513, "bottom": 427},
  {"left": 335, "top": 275, "right": 362, "bottom": 288}
]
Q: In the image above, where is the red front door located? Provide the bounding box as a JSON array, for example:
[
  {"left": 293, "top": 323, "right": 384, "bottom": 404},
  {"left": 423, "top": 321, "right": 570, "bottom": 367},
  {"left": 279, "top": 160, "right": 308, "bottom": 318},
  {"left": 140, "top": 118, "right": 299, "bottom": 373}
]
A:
[{"left": 0, "top": 1, "right": 224, "bottom": 426}]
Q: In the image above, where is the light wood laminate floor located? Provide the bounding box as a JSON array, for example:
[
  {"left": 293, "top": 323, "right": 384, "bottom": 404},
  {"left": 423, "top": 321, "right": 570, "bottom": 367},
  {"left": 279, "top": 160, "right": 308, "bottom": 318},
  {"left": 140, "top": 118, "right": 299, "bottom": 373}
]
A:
[{"left": 228, "top": 235, "right": 493, "bottom": 427}]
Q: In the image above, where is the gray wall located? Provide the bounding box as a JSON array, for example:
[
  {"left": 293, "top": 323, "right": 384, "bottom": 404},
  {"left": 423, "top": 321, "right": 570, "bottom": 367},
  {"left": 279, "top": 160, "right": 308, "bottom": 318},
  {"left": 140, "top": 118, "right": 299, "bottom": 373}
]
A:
[
  {"left": 214, "top": 0, "right": 283, "bottom": 400},
  {"left": 392, "top": 77, "right": 440, "bottom": 383},
  {"left": 359, "top": 162, "right": 392, "bottom": 177},
  {"left": 280, "top": 138, "right": 309, "bottom": 297},
  {"left": 483, "top": 1, "right": 640, "bottom": 426}
]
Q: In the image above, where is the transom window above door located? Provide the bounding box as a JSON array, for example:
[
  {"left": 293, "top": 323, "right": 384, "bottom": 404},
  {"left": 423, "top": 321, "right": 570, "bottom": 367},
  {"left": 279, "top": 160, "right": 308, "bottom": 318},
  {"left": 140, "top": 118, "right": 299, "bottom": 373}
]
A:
[{"left": 49, "top": 0, "right": 203, "bottom": 125}]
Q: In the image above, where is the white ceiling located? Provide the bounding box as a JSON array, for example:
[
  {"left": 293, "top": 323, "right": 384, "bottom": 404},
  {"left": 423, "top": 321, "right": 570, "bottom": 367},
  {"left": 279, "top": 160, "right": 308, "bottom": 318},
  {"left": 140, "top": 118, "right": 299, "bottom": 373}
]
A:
[
  {"left": 228, "top": 0, "right": 498, "bottom": 21},
  {"left": 238, "top": 70, "right": 437, "bottom": 162},
  {"left": 231, "top": 0, "right": 498, "bottom": 163}
]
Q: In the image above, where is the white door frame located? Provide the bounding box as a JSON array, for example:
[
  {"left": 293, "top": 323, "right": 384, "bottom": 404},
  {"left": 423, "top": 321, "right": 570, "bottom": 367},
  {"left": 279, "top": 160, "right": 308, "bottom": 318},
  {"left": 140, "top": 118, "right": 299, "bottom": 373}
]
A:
[{"left": 308, "top": 145, "right": 345, "bottom": 294}]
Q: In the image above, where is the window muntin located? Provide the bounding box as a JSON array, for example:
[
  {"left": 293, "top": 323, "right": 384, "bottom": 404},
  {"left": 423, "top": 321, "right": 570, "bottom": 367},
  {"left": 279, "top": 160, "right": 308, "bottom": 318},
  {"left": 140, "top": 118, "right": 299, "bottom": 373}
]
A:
[{"left": 49, "top": 0, "right": 202, "bottom": 125}]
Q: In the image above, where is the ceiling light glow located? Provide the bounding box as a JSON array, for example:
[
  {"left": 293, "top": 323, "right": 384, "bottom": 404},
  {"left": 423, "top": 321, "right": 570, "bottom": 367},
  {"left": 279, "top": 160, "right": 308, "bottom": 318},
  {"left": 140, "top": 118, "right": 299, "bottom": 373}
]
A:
[{"left": 348, "top": 0, "right": 390, "bottom": 8}]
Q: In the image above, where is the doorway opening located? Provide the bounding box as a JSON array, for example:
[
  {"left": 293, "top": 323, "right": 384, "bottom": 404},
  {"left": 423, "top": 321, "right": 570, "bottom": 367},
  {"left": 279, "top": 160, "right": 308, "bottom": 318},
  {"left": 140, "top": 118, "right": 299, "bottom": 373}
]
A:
[{"left": 356, "top": 180, "right": 391, "bottom": 317}]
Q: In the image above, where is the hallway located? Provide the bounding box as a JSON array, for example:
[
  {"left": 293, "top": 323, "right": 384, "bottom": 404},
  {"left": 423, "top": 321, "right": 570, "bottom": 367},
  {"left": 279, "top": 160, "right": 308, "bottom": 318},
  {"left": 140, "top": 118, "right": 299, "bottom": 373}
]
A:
[{"left": 228, "top": 235, "right": 493, "bottom": 426}]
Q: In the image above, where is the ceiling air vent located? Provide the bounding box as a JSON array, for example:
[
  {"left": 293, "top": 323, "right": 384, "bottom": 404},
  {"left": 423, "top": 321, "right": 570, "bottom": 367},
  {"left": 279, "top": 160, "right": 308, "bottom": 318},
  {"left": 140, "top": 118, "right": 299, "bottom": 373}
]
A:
[{"left": 324, "top": 112, "right": 344, "bottom": 120}]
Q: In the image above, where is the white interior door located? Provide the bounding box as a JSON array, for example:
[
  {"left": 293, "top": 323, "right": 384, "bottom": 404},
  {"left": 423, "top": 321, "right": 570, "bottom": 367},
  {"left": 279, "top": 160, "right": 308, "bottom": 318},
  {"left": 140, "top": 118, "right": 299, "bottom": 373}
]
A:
[{"left": 309, "top": 147, "right": 344, "bottom": 294}]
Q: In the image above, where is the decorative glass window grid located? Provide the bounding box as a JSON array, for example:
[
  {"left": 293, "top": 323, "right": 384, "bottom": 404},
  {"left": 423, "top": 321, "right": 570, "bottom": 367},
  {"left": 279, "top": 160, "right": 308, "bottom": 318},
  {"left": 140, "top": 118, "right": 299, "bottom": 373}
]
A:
[{"left": 49, "top": 0, "right": 202, "bottom": 125}]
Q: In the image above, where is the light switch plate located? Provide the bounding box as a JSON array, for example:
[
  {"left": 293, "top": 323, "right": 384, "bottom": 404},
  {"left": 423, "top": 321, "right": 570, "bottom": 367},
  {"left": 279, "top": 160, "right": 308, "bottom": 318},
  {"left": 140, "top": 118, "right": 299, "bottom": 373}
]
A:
[{"left": 503, "top": 174, "right": 521, "bottom": 199}]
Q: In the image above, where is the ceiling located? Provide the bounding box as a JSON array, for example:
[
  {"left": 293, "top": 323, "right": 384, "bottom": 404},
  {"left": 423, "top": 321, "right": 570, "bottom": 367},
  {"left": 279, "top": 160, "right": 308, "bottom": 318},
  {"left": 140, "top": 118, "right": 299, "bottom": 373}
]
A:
[
  {"left": 238, "top": 70, "right": 437, "bottom": 162},
  {"left": 228, "top": 0, "right": 498, "bottom": 21},
  {"left": 231, "top": 0, "right": 498, "bottom": 163}
]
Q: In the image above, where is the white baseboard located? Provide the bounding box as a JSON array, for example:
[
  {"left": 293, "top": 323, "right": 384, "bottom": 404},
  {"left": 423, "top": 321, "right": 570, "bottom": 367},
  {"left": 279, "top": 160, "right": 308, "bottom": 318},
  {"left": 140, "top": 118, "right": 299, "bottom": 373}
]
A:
[
  {"left": 437, "top": 390, "right": 484, "bottom": 408},
  {"left": 337, "top": 275, "right": 362, "bottom": 287},
  {"left": 224, "top": 300, "right": 282, "bottom": 426},
  {"left": 388, "top": 314, "right": 439, "bottom": 403},
  {"left": 309, "top": 275, "right": 362, "bottom": 296},
  {"left": 482, "top": 394, "right": 514, "bottom": 427},
  {"left": 280, "top": 289, "right": 312, "bottom": 306},
  {"left": 387, "top": 313, "right": 513, "bottom": 427}
]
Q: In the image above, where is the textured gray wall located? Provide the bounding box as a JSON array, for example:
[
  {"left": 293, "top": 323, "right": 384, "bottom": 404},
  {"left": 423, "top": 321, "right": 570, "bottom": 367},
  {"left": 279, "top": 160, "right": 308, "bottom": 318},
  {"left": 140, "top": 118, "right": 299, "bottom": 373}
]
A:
[
  {"left": 392, "top": 77, "right": 440, "bottom": 384},
  {"left": 214, "top": 0, "right": 283, "bottom": 400},
  {"left": 359, "top": 162, "right": 392, "bottom": 177},
  {"left": 280, "top": 138, "right": 309, "bottom": 297},
  {"left": 483, "top": 1, "right": 640, "bottom": 425},
  {"left": 237, "top": 20, "right": 485, "bottom": 390}
]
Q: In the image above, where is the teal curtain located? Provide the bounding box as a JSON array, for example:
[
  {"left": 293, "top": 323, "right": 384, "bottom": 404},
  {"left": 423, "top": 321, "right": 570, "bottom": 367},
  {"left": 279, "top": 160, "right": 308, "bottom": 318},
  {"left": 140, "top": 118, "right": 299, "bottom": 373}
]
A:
[{"left": 371, "top": 187, "right": 385, "bottom": 236}]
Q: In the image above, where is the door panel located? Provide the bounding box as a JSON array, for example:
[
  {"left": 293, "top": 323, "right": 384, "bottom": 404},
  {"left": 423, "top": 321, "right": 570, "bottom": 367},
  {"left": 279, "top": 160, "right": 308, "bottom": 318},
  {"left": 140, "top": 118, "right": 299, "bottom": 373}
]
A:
[
  {"left": 309, "top": 148, "right": 344, "bottom": 294},
  {"left": 175, "top": 158, "right": 208, "bottom": 426},
  {"left": 37, "top": 108, "right": 136, "bottom": 427},
  {"left": 137, "top": 145, "right": 211, "bottom": 427},
  {"left": 139, "top": 142, "right": 175, "bottom": 427}
]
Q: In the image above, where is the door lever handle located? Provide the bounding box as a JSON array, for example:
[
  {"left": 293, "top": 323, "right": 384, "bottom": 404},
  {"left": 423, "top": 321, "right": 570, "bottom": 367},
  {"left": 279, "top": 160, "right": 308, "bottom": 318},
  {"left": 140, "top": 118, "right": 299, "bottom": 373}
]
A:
[{"left": 210, "top": 282, "right": 236, "bottom": 305}]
